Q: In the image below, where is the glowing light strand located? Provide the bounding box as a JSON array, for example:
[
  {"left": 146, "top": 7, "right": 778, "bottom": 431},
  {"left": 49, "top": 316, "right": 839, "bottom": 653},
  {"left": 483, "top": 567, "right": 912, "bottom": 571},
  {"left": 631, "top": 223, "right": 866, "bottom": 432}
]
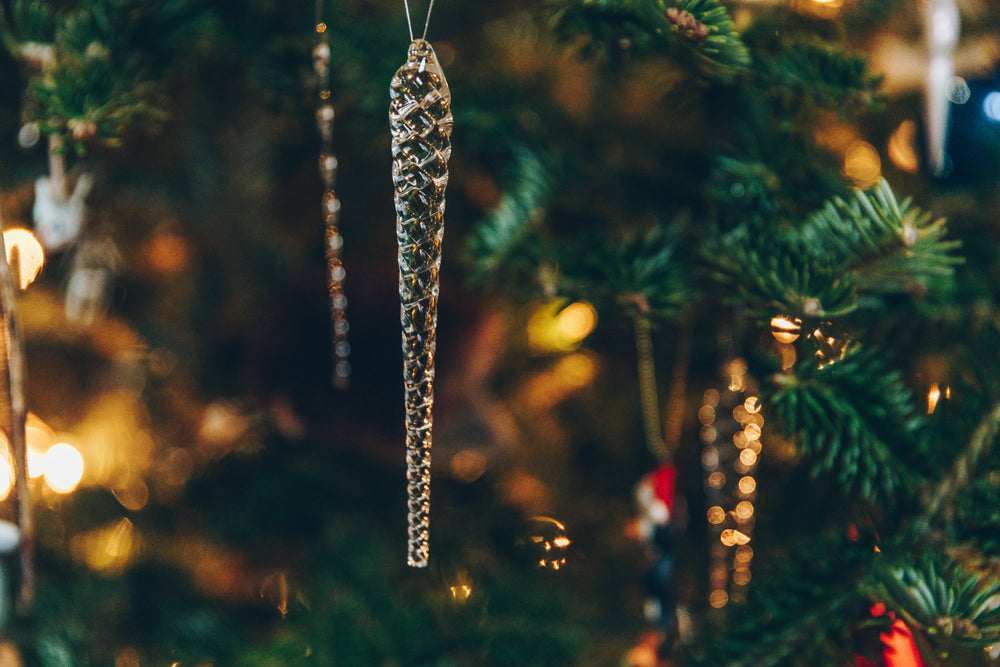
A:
[
  {"left": 700, "top": 359, "right": 763, "bottom": 611},
  {"left": 315, "top": 0, "right": 351, "bottom": 389}
]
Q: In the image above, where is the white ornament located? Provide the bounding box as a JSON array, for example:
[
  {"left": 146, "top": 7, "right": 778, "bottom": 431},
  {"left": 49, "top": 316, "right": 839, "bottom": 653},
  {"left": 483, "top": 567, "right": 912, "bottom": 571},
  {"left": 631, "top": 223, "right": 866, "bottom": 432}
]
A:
[
  {"left": 924, "top": 0, "right": 960, "bottom": 176},
  {"left": 0, "top": 521, "right": 19, "bottom": 554},
  {"left": 32, "top": 173, "right": 93, "bottom": 252}
]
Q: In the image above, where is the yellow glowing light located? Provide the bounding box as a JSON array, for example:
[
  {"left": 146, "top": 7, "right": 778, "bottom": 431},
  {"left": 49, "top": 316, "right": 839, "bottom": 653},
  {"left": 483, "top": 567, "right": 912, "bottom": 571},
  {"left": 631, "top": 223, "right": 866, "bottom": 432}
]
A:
[
  {"left": 450, "top": 584, "right": 473, "bottom": 602},
  {"left": 887, "top": 120, "right": 920, "bottom": 174},
  {"left": 25, "top": 413, "right": 52, "bottom": 478},
  {"left": 770, "top": 316, "right": 802, "bottom": 344},
  {"left": 43, "top": 442, "right": 84, "bottom": 493},
  {"left": 0, "top": 446, "right": 13, "bottom": 502},
  {"left": 927, "top": 383, "right": 942, "bottom": 414},
  {"left": 555, "top": 302, "right": 597, "bottom": 342},
  {"left": 450, "top": 449, "right": 488, "bottom": 483},
  {"left": 735, "top": 545, "right": 754, "bottom": 563},
  {"left": 698, "top": 405, "right": 716, "bottom": 425},
  {"left": 699, "top": 426, "right": 717, "bottom": 445},
  {"left": 73, "top": 517, "right": 135, "bottom": 572},
  {"left": 735, "top": 501, "right": 755, "bottom": 521},
  {"left": 744, "top": 424, "right": 762, "bottom": 441},
  {"left": 703, "top": 389, "right": 720, "bottom": 407},
  {"left": 112, "top": 478, "right": 149, "bottom": 512},
  {"left": 844, "top": 141, "right": 882, "bottom": 188},
  {"left": 738, "top": 476, "right": 757, "bottom": 495},
  {"left": 702, "top": 446, "right": 719, "bottom": 469},
  {"left": 707, "top": 506, "right": 726, "bottom": 524},
  {"left": 732, "top": 405, "right": 749, "bottom": 423},
  {"left": 709, "top": 589, "right": 729, "bottom": 608},
  {"left": 315, "top": 22, "right": 327, "bottom": 33},
  {"left": 779, "top": 343, "right": 797, "bottom": 370},
  {"left": 3, "top": 228, "right": 45, "bottom": 289},
  {"left": 733, "top": 431, "right": 749, "bottom": 449},
  {"left": 733, "top": 567, "right": 752, "bottom": 586},
  {"left": 721, "top": 529, "right": 751, "bottom": 547},
  {"left": 739, "top": 449, "right": 758, "bottom": 466},
  {"left": 527, "top": 300, "right": 597, "bottom": 351},
  {"left": 708, "top": 471, "right": 726, "bottom": 489},
  {"left": 746, "top": 439, "right": 762, "bottom": 454},
  {"left": 744, "top": 397, "right": 760, "bottom": 413}
]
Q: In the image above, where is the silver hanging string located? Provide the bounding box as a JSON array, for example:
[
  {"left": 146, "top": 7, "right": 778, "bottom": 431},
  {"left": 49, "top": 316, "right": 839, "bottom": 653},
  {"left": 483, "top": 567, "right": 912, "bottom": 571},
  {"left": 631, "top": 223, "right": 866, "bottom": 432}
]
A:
[{"left": 403, "top": 0, "right": 437, "bottom": 41}]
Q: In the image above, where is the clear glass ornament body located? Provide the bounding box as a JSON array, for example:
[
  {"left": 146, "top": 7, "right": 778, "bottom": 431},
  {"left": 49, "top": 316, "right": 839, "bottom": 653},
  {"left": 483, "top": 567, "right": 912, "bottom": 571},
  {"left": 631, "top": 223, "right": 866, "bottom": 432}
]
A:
[{"left": 390, "top": 39, "right": 452, "bottom": 568}]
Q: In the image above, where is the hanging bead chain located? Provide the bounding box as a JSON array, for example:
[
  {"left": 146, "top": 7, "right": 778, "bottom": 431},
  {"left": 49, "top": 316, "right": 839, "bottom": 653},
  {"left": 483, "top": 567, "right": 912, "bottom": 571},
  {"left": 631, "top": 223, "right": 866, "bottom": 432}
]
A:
[{"left": 314, "top": 2, "right": 350, "bottom": 389}]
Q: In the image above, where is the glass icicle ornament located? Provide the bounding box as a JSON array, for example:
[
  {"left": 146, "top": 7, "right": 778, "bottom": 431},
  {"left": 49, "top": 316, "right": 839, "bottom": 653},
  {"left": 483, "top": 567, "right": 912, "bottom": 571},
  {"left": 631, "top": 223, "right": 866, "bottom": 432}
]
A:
[{"left": 390, "top": 38, "right": 452, "bottom": 568}]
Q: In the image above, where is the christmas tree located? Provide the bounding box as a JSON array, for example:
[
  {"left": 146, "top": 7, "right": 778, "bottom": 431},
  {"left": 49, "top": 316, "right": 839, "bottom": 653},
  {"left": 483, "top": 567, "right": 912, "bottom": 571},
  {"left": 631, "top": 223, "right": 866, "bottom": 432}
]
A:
[{"left": 1, "top": 0, "right": 1000, "bottom": 664}]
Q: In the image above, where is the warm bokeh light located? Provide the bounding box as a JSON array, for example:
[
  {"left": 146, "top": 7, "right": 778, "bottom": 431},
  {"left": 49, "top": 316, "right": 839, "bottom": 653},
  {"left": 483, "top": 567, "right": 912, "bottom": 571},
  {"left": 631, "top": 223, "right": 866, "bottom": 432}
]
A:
[
  {"left": 735, "top": 500, "right": 754, "bottom": 520},
  {"left": 721, "top": 529, "right": 751, "bottom": 546},
  {"left": 709, "top": 589, "right": 729, "bottom": 608},
  {"left": 25, "top": 413, "right": 53, "bottom": 478},
  {"left": 738, "top": 476, "right": 757, "bottom": 495},
  {"left": 739, "top": 449, "right": 758, "bottom": 466},
  {"left": 450, "top": 449, "right": 488, "bottom": 483},
  {"left": 44, "top": 441, "right": 85, "bottom": 493},
  {"left": 733, "top": 567, "right": 752, "bottom": 586},
  {"left": 703, "top": 388, "right": 720, "bottom": 407},
  {"left": 0, "top": 446, "right": 13, "bottom": 502},
  {"left": 527, "top": 300, "right": 597, "bottom": 351},
  {"left": 887, "top": 120, "right": 920, "bottom": 174},
  {"left": 73, "top": 517, "right": 135, "bottom": 572},
  {"left": 708, "top": 471, "right": 726, "bottom": 489},
  {"left": 843, "top": 141, "right": 882, "bottom": 188},
  {"left": 744, "top": 424, "right": 762, "bottom": 441},
  {"left": 707, "top": 506, "right": 726, "bottom": 524},
  {"left": 927, "top": 382, "right": 942, "bottom": 414},
  {"left": 3, "top": 228, "right": 45, "bottom": 289},
  {"left": 770, "top": 316, "right": 802, "bottom": 344},
  {"left": 698, "top": 405, "right": 715, "bottom": 425},
  {"left": 744, "top": 397, "right": 760, "bottom": 414},
  {"left": 555, "top": 301, "right": 597, "bottom": 342}
]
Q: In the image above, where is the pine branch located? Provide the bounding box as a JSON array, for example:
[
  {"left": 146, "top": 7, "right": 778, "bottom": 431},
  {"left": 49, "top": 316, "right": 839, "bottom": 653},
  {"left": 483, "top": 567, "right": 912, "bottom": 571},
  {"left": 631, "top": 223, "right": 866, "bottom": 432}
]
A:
[
  {"left": 557, "top": 224, "right": 691, "bottom": 322},
  {"left": 464, "top": 148, "right": 554, "bottom": 293},
  {"left": 548, "top": 0, "right": 750, "bottom": 79},
  {"left": 797, "top": 180, "right": 962, "bottom": 299},
  {"left": 0, "top": 0, "right": 54, "bottom": 52},
  {"left": 923, "top": 402, "right": 1000, "bottom": 524},
  {"left": 757, "top": 36, "right": 882, "bottom": 113},
  {"left": 866, "top": 551, "right": 1000, "bottom": 651},
  {"left": 769, "top": 347, "right": 927, "bottom": 503},
  {"left": 704, "top": 226, "right": 858, "bottom": 318}
]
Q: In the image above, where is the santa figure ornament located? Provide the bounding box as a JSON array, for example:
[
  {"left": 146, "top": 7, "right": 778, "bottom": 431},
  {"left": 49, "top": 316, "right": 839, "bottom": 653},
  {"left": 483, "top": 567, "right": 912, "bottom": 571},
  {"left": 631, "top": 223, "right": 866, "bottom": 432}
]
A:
[{"left": 633, "top": 463, "right": 681, "bottom": 660}]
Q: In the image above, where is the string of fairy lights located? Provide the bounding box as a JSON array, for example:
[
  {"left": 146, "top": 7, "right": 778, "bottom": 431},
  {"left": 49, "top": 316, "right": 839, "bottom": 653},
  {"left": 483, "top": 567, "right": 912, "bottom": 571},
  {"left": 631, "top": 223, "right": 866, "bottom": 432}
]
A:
[
  {"left": 314, "top": 1, "right": 351, "bottom": 389},
  {"left": 700, "top": 358, "right": 763, "bottom": 611}
]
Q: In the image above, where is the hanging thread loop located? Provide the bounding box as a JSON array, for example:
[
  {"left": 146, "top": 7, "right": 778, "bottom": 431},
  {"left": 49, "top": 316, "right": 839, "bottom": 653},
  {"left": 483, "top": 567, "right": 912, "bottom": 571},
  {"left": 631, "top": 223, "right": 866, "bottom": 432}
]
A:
[{"left": 402, "top": 0, "right": 436, "bottom": 41}]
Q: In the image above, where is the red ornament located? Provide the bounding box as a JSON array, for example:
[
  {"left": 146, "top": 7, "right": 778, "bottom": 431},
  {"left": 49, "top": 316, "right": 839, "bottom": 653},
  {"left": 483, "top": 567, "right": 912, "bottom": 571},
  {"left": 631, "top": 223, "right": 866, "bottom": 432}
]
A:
[{"left": 855, "top": 604, "right": 924, "bottom": 667}]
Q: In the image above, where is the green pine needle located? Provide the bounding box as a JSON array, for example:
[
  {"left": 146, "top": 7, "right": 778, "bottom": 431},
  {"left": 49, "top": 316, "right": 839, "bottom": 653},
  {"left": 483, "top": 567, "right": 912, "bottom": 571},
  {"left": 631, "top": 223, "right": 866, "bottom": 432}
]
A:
[
  {"left": 557, "top": 224, "right": 691, "bottom": 321},
  {"left": 465, "top": 148, "right": 555, "bottom": 292},
  {"left": 548, "top": 0, "right": 749, "bottom": 79},
  {"left": 769, "top": 347, "right": 927, "bottom": 503},
  {"left": 797, "top": 180, "right": 962, "bottom": 298},
  {"left": 758, "top": 36, "right": 882, "bottom": 113},
  {"left": 1, "top": 0, "right": 55, "bottom": 47},
  {"left": 867, "top": 551, "right": 1000, "bottom": 650}
]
